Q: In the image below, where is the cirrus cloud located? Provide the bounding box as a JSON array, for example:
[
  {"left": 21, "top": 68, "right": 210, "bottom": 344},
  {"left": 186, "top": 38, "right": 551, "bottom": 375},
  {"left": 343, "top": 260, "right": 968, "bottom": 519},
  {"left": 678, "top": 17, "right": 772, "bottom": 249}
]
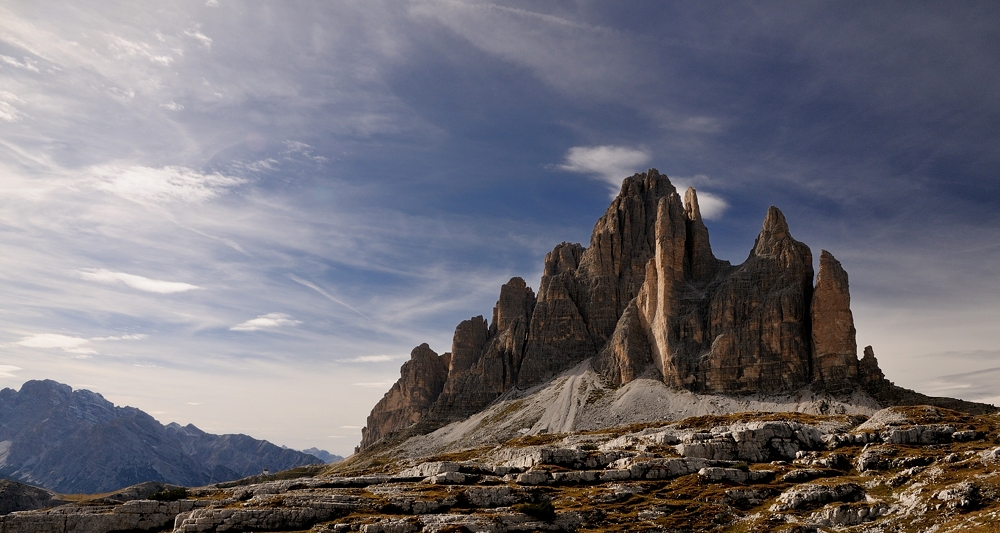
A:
[
  {"left": 230, "top": 313, "right": 302, "bottom": 332},
  {"left": 79, "top": 269, "right": 200, "bottom": 294},
  {"left": 88, "top": 165, "right": 245, "bottom": 205}
]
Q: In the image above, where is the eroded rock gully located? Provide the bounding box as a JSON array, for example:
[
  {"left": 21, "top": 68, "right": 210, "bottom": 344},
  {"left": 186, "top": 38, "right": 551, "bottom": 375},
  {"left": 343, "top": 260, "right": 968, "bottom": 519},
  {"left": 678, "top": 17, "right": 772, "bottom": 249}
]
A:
[{"left": 361, "top": 170, "right": 992, "bottom": 452}]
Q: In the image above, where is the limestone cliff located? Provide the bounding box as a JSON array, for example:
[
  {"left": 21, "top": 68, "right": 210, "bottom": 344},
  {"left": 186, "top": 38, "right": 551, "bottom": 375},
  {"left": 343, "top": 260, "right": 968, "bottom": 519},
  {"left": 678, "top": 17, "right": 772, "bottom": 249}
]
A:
[
  {"left": 358, "top": 169, "right": 986, "bottom": 452},
  {"left": 359, "top": 344, "right": 449, "bottom": 450}
]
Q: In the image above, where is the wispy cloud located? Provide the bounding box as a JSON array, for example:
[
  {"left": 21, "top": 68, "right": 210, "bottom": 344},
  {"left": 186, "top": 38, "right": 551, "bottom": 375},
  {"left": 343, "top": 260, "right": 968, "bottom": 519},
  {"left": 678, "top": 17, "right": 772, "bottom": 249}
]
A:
[
  {"left": 184, "top": 28, "right": 213, "bottom": 50},
  {"left": 11, "top": 332, "right": 147, "bottom": 356},
  {"left": 0, "top": 54, "right": 39, "bottom": 72},
  {"left": 15, "top": 333, "right": 95, "bottom": 354},
  {"left": 0, "top": 91, "right": 25, "bottom": 122},
  {"left": 288, "top": 275, "right": 370, "bottom": 319},
  {"left": 89, "top": 165, "right": 245, "bottom": 204},
  {"left": 79, "top": 269, "right": 200, "bottom": 294},
  {"left": 0, "top": 365, "right": 22, "bottom": 378},
  {"left": 230, "top": 313, "right": 302, "bottom": 332}
]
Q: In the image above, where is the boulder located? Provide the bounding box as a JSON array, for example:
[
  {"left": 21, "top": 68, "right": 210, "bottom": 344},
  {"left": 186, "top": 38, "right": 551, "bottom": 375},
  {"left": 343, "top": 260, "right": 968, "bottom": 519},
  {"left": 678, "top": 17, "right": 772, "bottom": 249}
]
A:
[{"left": 770, "top": 483, "right": 865, "bottom": 512}]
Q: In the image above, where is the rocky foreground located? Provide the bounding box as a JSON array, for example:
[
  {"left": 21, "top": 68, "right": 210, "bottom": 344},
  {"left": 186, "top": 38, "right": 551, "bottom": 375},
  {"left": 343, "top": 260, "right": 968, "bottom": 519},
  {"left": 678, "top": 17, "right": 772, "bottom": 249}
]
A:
[{"left": 3, "top": 405, "right": 1000, "bottom": 532}]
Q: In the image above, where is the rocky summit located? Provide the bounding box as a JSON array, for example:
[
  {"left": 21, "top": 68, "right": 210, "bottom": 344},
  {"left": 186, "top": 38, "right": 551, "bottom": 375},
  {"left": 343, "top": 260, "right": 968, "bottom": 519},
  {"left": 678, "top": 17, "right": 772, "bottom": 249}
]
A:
[{"left": 360, "top": 170, "right": 992, "bottom": 451}]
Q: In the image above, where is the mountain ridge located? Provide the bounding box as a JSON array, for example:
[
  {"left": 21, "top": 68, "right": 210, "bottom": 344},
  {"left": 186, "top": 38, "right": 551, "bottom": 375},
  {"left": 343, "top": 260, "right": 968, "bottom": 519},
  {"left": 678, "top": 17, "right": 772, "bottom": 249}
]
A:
[{"left": 0, "top": 379, "right": 321, "bottom": 493}]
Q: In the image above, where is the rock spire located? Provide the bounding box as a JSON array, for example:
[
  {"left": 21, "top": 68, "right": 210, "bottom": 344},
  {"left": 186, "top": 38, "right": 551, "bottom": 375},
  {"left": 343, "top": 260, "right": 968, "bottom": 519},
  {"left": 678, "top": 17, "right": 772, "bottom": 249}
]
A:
[{"left": 358, "top": 169, "right": 894, "bottom": 451}]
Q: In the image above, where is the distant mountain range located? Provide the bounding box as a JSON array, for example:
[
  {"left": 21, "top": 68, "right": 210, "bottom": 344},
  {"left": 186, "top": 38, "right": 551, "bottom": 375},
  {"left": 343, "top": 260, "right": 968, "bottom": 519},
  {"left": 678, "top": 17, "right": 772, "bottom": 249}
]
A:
[
  {"left": 0, "top": 380, "right": 322, "bottom": 493},
  {"left": 300, "top": 447, "right": 343, "bottom": 464}
]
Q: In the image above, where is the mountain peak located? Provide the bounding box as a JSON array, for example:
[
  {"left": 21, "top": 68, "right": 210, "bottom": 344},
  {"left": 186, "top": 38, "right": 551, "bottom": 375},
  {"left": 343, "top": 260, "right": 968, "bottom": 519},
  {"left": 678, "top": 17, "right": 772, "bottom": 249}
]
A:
[{"left": 358, "top": 172, "right": 993, "bottom": 452}]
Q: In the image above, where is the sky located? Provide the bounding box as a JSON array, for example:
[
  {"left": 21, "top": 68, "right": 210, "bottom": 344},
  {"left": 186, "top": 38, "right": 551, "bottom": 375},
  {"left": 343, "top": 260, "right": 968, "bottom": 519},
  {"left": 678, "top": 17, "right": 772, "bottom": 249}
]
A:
[{"left": 1, "top": 1, "right": 998, "bottom": 457}]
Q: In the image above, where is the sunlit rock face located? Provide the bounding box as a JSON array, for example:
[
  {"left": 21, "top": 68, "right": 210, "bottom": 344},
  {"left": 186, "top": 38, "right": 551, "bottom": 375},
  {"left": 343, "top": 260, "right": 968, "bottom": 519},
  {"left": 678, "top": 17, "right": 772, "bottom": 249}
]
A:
[{"left": 359, "top": 169, "right": 892, "bottom": 451}]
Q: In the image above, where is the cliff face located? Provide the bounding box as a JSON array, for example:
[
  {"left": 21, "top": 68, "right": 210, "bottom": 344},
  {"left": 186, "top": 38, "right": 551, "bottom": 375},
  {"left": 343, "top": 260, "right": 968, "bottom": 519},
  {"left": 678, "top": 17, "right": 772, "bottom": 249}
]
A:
[
  {"left": 359, "top": 344, "right": 450, "bottom": 450},
  {"left": 358, "top": 169, "right": 895, "bottom": 451}
]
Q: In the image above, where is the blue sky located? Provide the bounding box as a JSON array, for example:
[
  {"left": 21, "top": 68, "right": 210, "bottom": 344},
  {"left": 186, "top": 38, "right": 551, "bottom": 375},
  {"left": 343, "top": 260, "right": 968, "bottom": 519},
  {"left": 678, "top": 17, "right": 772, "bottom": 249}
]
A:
[{"left": 1, "top": 1, "right": 998, "bottom": 457}]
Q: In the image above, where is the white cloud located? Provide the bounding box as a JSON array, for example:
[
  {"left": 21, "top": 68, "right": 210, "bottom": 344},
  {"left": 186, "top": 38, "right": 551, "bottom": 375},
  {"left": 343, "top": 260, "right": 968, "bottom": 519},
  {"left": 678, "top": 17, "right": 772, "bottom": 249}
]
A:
[
  {"left": 79, "top": 269, "right": 200, "bottom": 294},
  {"left": 206, "top": 0, "right": 220, "bottom": 6},
  {"left": 184, "top": 28, "right": 213, "bottom": 49},
  {"left": 160, "top": 101, "right": 184, "bottom": 111},
  {"left": 12, "top": 332, "right": 148, "bottom": 356},
  {"left": 0, "top": 365, "right": 22, "bottom": 378},
  {"left": 0, "top": 54, "right": 39, "bottom": 72},
  {"left": 15, "top": 333, "right": 96, "bottom": 354},
  {"left": 0, "top": 91, "right": 25, "bottom": 122},
  {"left": 89, "top": 165, "right": 245, "bottom": 204},
  {"left": 91, "top": 334, "right": 148, "bottom": 341},
  {"left": 337, "top": 354, "right": 404, "bottom": 363},
  {"left": 558, "top": 145, "right": 651, "bottom": 186},
  {"left": 230, "top": 313, "right": 302, "bottom": 332},
  {"left": 107, "top": 87, "right": 135, "bottom": 102},
  {"left": 340, "top": 425, "right": 362, "bottom": 429}
]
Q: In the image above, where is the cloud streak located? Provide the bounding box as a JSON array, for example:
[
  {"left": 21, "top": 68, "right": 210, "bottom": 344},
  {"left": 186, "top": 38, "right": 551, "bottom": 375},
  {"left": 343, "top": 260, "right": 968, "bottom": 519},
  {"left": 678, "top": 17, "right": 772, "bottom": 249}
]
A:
[
  {"left": 89, "top": 166, "right": 245, "bottom": 205},
  {"left": 230, "top": 313, "right": 303, "bottom": 332},
  {"left": 79, "top": 269, "right": 200, "bottom": 294},
  {"left": 288, "top": 275, "right": 371, "bottom": 319}
]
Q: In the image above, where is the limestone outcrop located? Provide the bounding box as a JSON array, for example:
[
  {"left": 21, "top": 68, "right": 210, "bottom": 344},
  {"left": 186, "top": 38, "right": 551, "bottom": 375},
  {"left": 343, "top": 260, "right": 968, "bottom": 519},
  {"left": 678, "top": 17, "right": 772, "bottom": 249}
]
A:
[{"left": 359, "top": 169, "right": 991, "bottom": 451}]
